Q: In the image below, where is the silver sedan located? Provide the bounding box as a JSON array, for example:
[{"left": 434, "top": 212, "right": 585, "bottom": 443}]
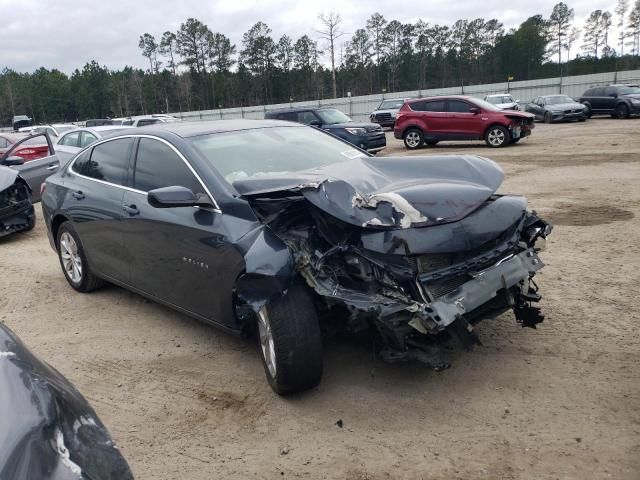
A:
[{"left": 56, "top": 126, "right": 133, "bottom": 165}]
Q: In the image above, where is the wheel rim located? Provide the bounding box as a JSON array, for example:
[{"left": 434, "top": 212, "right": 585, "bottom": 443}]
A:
[
  {"left": 60, "top": 232, "right": 82, "bottom": 283},
  {"left": 616, "top": 106, "right": 627, "bottom": 118},
  {"left": 257, "top": 306, "right": 277, "bottom": 378},
  {"left": 487, "top": 128, "right": 505, "bottom": 146},
  {"left": 405, "top": 131, "right": 420, "bottom": 148}
]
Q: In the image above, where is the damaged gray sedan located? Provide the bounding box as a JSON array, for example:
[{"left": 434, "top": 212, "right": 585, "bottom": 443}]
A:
[{"left": 41, "top": 120, "right": 551, "bottom": 395}]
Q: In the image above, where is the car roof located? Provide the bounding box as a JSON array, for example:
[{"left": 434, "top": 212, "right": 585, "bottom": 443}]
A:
[
  {"left": 406, "top": 95, "right": 474, "bottom": 103},
  {"left": 131, "top": 119, "right": 304, "bottom": 138},
  {"left": 266, "top": 106, "right": 340, "bottom": 114}
]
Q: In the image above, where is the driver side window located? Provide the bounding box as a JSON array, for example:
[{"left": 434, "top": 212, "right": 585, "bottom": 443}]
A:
[
  {"left": 133, "top": 138, "right": 204, "bottom": 195},
  {"left": 298, "top": 111, "right": 320, "bottom": 124}
]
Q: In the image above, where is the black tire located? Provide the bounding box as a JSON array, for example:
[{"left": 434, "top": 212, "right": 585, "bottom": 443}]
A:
[
  {"left": 257, "top": 280, "right": 323, "bottom": 395},
  {"left": 425, "top": 140, "right": 439, "bottom": 146},
  {"left": 583, "top": 104, "right": 592, "bottom": 118},
  {"left": 56, "top": 221, "right": 105, "bottom": 292},
  {"left": 615, "top": 103, "right": 630, "bottom": 119},
  {"left": 543, "top": 112, "right": 553, "bottom": 124},
  {"left": 403, "top": 128, "right": 424, "bottom": 150},
  {"left": 578, "top": 117, "right": 586, "bottom": 122},
  {"left": 484, "top": 125, "right": 511, "bottom": 148}
]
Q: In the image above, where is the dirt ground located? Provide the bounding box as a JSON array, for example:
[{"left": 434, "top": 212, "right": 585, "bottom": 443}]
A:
[{"left": 1, "top": 118, "right": 639, "bottom": 480}]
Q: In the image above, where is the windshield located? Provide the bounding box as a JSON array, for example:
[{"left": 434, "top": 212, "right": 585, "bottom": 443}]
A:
[
  {"left": 618, "top": 86, "right": 640, "bottom": 95},
  {"left": 544, "top": 95, "right": 575, "bottom": 104},
  {"left": 316, "top": 109, "right": 352, "bottom": 125},
  {"left": 378, "top": 99, "right": 405, "bottom": 109},
  {"left": 190, "top": 126, "right": 367, "bottom": 185},
  {"left": 486, "top": 96, "right": 514, "bottom": 104},
  {"left": 469, "top": 98, "right": 502, "bottom": 112}
]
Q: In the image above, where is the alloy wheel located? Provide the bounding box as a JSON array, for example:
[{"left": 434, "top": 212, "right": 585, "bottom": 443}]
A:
[
  {"left": 257, "top": 306, "right": 277, "bottom": 378},
  {"left": 487, "top": 128, "right": 505, "bottom": 147},
  {"left": 405, "top": 131, "right": 421, "bottom": 148},
  {"left": 60, "top": 232, "right": 82, "bottom": 283}
]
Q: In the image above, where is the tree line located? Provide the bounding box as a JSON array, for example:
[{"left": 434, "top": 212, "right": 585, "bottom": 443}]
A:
[{"left": 2, "top": 1, "right": 640, "bottom": 125}]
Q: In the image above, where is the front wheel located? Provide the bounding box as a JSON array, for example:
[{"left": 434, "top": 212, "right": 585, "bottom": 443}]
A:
[
  {"left": 615, "top": 104, "right": 630, "bottom": 119},
  {"left": 485, "top": 125, "right": 511, "bottom": 148},
  {"left": 403, "top": 128, "right": 424, "bottom": 150},
  {"left": 543, "top": 112, "right": 553, "bottom": 124},
  {"left": 257, "top": 280, "right": 323, "bottom": 395},
  {"left": 56, "top": 221, "right": 105, "bottom": 292}
]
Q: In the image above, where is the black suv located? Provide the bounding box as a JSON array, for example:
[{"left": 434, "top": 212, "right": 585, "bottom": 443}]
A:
[
  {"left": 579, "top": 84, "right": 640, "bottom": 118},
  {"left": 265, "top": 107, "right": 386, "bottom": 153}
]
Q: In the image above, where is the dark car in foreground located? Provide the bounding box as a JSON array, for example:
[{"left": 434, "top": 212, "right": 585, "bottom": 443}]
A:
[
  {"left": 42, "top": 120, "right": 551, "bottom": 395},
  {"left": 0, "top": 323, "right": 133, "bottom": 479},
  {"left": 525, "top": 94, "right": 588, "bottom": 123},
  {"left": 265, "top": 107, "right": 386, "bottom": 153},
  {"left": 579, "top": 84, "right": 640, "bottom": 118},
  {"left": 394, "top": 96, "right": 535, "bottom": 149}
]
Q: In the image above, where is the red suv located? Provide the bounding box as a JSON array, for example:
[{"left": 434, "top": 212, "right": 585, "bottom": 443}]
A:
[{"left": 394, "top": 96, "right": 535, "bottom": 149}]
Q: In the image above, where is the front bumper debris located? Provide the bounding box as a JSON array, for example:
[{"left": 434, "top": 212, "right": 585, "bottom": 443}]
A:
[{"left": 417, "top": 249, "right": 543, "bottom": 333}]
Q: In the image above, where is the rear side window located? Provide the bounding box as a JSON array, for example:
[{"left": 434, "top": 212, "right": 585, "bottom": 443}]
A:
[
  {"left": 137, "top": 119, "right": 160, "bottom": 127},
  {"left": 592, "top": 87, "right": 605, "bottom": 96},
  {"left": 73, "top": 138, "right": 133, "bottom": 185},
  {"left": 448, "top": 100, "right": 472, "bottom": 113},
  {"left": 298, "top": 111, "right": 319, "bottom": 124},
  {"left": 133, "top": 138, "right": 203, "bottom": 194},
  {"left": 79, "top": 132, "right": 97, "bottom": 148},
  {"left": 277, "top": 112, "right": 299, "bottom": 122},
  {"left": 60, "top": 132, "right": 80, "bottom": 147}
]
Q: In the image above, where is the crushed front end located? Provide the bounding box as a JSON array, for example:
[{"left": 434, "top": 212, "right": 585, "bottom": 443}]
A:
[
  {"left": 0, "top": 170, "right": 35, "bottom": 237},
  {"left": 236, "top": 155, "right": 552, "bottom": 368}
]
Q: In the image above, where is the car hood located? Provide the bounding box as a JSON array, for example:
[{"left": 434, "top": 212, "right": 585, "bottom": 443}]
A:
[
  {"left": 0, "top": 165, "right": 21, "bottom": 191},
  {"left": 234, "top": 155, "right": 504, "bottom": 229},
  {"left": 324, "top": 122, "right": 380, "bottom": 129},
  {"left": 621, "top": 93, "right": 640, "bottom": 100},
  {"left": 547, "top": 102, "right": 585, "bottom": 111},
  {"left": 372, "top": 108, "right": 400, "bottom": 114}
]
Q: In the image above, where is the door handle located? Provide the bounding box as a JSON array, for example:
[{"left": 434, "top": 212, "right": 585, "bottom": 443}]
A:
[
  {"left": 122, "top": 204, "right": 140, "bottom": 216},
  {"left": 71, "top": 190, "right": 85, "bottom": 200},
  {"left": 46, "top": 164, "right": 59, "bottom": 171}
]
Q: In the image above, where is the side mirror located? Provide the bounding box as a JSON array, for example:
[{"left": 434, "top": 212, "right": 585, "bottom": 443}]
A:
[
  {"left": 469, "top": 107, "right": 481, "bottom": 114},
  {"left": 148, "top": 186, "right": 212, "bottom": 208},
  {"left": 309, "top": 119, "right": 322, "bottom": 127},
  {"left": 2, "top": 156, "right": 25, "bottom": 166},
  {"left": 608, "top": 93, "right": 618, "bottom": 98}
]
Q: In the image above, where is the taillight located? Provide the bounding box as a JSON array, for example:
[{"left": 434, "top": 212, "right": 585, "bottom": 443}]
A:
[
  {"left": 40, "top": 182, "right": 46, "bottom": 197},
  {"left": 16, "top": 148, "right": 36, "bottom": 155}
]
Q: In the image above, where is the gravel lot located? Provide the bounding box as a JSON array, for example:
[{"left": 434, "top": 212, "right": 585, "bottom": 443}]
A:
[{"left": 1, "top": 118, "right": 639, "bottom": 480}]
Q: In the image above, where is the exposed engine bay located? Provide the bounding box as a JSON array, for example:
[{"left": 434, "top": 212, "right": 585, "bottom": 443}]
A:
[{"left": 234, "top": 154, "right": 552, "bottom": 367}]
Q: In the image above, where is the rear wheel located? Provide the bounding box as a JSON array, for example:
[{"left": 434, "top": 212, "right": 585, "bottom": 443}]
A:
[
  {"left": 615, "top": 103, "right": 630, "bottom": 119},
  {"left": 485, "top": 125, "right": 511, "bottom": 148},
  {"left": 257, "top": 280, "right": 323, "bottom": 395},
  {"left": 56, "top": 222, "right": 105, "bottom": 292},
  {"left": 403, "top": 128, "right": 424, "bottom": 150}
]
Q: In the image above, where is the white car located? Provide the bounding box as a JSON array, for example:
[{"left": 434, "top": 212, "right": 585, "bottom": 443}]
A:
[
  {"left": 121, "top": 114, "right": 180, "bottom": 127},
  {"left": 484, "top": 94, "right": 520, "bottom": 111},
  {"left": 19, "top": 124, "right": 77, "bottom": 138},
  {"left": 55, "top": 126, "right": 133, "bottom": 165}
]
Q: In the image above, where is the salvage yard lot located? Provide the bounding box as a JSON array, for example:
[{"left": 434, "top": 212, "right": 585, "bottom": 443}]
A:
[{"left": 1, "top": 118, "right": 639, "bottom": 479}]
